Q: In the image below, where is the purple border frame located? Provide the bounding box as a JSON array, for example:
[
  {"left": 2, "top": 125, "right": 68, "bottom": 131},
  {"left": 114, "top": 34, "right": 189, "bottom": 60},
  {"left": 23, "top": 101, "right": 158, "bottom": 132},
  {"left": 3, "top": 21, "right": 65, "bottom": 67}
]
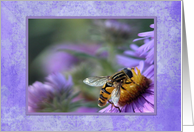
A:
[{"left": 26, "top": 16, "right": 157, "bottom": 115}]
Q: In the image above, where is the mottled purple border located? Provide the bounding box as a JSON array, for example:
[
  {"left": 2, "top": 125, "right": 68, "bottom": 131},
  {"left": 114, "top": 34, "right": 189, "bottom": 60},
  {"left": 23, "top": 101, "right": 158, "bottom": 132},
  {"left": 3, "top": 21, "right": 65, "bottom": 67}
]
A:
[
  {"left": 1, "top": 1, "right": 181, "bottom": 131},
  {"left": 26, "top": 16, "right": 157, "bottom": 116}
]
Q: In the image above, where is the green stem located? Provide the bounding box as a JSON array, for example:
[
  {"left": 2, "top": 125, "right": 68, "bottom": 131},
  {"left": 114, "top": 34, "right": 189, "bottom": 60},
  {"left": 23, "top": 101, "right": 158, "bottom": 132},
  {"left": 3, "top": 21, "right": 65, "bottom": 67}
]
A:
[{"left": 107, "top": 43, "right": 116, "bottom": 66}]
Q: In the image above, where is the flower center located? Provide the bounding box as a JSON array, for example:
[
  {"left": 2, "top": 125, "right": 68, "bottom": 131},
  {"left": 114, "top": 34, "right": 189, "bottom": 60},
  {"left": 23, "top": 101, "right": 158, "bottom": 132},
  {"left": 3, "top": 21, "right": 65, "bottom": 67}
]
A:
[{"left": 118, "top": 67, "right": 151, "bottom": 106}]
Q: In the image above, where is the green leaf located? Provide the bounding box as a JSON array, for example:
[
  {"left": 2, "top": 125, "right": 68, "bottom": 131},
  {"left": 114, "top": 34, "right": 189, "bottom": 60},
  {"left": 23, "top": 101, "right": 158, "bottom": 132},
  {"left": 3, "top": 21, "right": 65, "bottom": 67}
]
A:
[
  {"left": 82, "top": 102, "right": 99, "bottom": 108},
  {"left": 69, "top": 91, "right": 81, "bottom": 101},
  {"left": 95, "top": 47, "right": 108, "bottom": 54},
  {"left": 98, "top": 59, "right": 117, "bottom": 75},
  {"left": 39, "top": 108, "right": 54, "bottom": 112},
  {"left": 54, "top": 109, "right": 62, "bottom": 112},
  {"left": 60, "top": 88, "right": 72, "bottom": 100},
  {"left": 53, "top": 97, "right": 59, "bottom": 108},
  {"left": 69, "top": 100, "right": 83, "bottom": 109}
]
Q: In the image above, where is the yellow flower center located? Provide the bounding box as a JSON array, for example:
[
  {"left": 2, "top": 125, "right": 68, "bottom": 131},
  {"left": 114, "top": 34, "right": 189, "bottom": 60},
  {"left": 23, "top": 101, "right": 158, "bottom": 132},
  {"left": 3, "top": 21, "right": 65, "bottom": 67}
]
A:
[{"left": 118, "top": 67, "right": 151, "bottom": 106}]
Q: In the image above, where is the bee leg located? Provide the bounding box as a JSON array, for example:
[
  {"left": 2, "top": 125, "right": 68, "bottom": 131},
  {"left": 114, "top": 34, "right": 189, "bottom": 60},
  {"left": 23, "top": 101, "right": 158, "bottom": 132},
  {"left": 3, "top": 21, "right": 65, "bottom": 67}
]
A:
[
  {"left": 107, "top": 100, "right": 115, "bottom": 111},
  {"left": 129, "top": 78, "right": 135, "bottom": 84},
  {"left": 108, "top": 100, "right": 121, "bottom": 113}
]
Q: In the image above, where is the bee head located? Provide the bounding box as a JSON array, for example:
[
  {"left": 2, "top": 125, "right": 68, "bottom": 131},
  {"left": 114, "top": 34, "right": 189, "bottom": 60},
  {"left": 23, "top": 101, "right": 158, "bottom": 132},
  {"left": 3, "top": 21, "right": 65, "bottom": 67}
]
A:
[{"left": 123, "top": 68, "right": 133, "bottom": 78}]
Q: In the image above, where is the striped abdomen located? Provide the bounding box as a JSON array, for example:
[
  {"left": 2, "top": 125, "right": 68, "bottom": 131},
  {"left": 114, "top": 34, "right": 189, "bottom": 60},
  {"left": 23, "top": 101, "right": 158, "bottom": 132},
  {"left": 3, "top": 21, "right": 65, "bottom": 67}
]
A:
[{"left": 98, "top": 83, "right": 114, "bottom": 107}]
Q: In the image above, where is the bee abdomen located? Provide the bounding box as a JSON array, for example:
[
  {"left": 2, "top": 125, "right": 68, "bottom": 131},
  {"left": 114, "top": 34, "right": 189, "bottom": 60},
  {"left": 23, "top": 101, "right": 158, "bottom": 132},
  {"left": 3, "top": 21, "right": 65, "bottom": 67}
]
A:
[
  {"left": 101, "top": 88, "right": 111, "bottom": 95},
  {"left": 98, "top": 84, "right": 115, "bottom": 107},
  {"left": 98, "top": 99, "right": 107, "bottom": 107},
  {"left": 100, "top": 94, "right": 107, "bottom": 101}
]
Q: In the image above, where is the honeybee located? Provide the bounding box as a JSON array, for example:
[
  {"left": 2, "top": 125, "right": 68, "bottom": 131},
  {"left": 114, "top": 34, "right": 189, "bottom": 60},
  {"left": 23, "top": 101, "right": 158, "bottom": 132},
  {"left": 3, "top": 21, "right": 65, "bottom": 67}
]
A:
[{"left": 83, "top": 67, "right": 151, "bottom": 112}]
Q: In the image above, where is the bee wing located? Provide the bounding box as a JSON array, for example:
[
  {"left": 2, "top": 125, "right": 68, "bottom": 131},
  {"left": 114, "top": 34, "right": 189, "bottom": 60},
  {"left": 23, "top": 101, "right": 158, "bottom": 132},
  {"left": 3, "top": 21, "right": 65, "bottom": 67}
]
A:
[
  {"left": 111, "top": 83, "right": 121, "bottom": 106},
  {"left": 83, "top": 76, "right": 109, "bottom": 87}
]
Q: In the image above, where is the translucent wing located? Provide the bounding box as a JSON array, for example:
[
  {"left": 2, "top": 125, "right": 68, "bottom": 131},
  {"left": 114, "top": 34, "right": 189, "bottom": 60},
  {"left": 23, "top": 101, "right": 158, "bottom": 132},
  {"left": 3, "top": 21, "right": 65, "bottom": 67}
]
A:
[
  {"left": 83, "top": 76, "right": 109, "bottom": 87},
  {"left": 111, "top": 83, "right": 121, "bottom": 106}
]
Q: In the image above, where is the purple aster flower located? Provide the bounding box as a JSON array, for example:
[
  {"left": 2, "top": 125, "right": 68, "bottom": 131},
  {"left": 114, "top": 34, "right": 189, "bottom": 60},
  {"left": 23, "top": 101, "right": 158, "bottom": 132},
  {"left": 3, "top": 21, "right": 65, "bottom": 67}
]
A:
[
  {"left": 28, "top": 73, "right": 82, "bottom": 112},
  {"left": 117, "top": 43, "right": 150, "bottom": 70},
  {"left": 134, "top": 24, "right": 155, "bottom": 64},
  {"left": 117, "top": 24, "right": 155, "bottom": 72},
  {"left": 99, "top": 61, "right": 154, "bottom": 113},
  {"left": 124, "top": 44, "right": 147, "bottom": 58},
  {"left": 43, "top": 51, "right": 78, "bottom": 73}
]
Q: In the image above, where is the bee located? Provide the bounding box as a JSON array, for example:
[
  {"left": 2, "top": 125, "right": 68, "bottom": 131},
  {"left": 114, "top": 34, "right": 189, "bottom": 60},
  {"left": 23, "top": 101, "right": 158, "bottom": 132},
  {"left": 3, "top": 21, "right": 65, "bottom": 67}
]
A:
[{"left": 84, "top": 67, "right": 151, "bottom": 112}]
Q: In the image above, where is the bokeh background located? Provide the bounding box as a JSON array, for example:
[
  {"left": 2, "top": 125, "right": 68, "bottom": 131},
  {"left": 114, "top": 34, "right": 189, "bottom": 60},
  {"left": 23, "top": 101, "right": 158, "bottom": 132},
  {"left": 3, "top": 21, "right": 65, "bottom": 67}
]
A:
[{"left": 28, "top": 19, "right": 154, "bottom": 112}]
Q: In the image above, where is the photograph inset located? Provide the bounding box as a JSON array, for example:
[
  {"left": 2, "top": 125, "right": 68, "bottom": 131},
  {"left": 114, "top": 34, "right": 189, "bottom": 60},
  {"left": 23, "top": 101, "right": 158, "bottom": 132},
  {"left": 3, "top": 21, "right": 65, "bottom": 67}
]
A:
[{"left": 28, "top": 18, "right": 155, "bottom": 113}]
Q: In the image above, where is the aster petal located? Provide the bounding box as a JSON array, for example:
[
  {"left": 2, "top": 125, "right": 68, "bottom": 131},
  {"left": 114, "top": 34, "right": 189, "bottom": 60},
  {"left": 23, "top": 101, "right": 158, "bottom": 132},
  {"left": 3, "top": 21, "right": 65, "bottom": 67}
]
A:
[
  {"left": 46, "top": 73, "right": 68, "bottom": 91},
  {"left": 32, "top": 84, "right": 52, "bottom": 98},
  {"left": 143, "top": 103, "right": 154, "bottom": 112},
  {"left": 136, "top": 39, "right": 154, "bottom": 56},
  {"left": 28, "top": 106, "right": 35, "bottom": 113},
  {"left": 146, "top": 87, "right": 154, "bottom": 95},
  {"left": 124, "top": 104, "right": 134, "bottom": 112},
  {"left": 43, "top": 84, "right": 55, "bottom": 93},
  {"left": 29, "top": 83, "right": 47, "bottom": 99},
  {"left": 144, "top": 38, "right": 151, "bottom": 43},
  {"left": 138, "top": 31, "right": 154, "bottom": 37},
  {"left": 135, "top": 99, "right": 147, "bottom": 113},
  {"left": 137, "top": 61, "right": 145, "bottom": 73},
  {"left": 146, "top": 48, "right": 154, "bottom": 59},
  {"left": 145, "top": 48, "right": 154, "bottom": 64},
  {"left": 150, "top": 24, "right": 154, "bottom": 28},
  {"left": 132, "top": 102, "right": 142, "bottom": 113},
  {"left": 124, "top": 50, "right": 147, "bottom": 58},
  {"left": 116, "top": 55, "right": 140, "bottom": 68},
  {"left": 150, "top": 76, "right": 154, "bottom": 83},
  {"left": 120, "top": 105, "right": 127, "bottom": 112},
  {"left": 145, "top": 56, "right": 154, "bottom": 64},
  {"left": 146, "top": 90, "right": 154, "bottom": 96},
  {"left": 146, "top": 70, "right": 154, "bottom": 79},
  {"left": 130, "top": 44, "right": 139, "bottom": 51},
  {"left": 99, "top": 105, "right": 112, "bottom": 113},
  {"left": 75, "top": 107, "right": 98, "bottom": 113},
  {"left": 111, "top": 107, "right": 120, "bottom": 113},
  {"left": 146, "top": 86, "right": 154, "bottom": 96},
  {"left": 28, "top": 90, "right": 42, "bottom": 104},
  {"left": 65, "top": 75, "right": 73, "bottom": 88},
  {"left": 133, "top": 38, "right": 146, "bottom": 42},
  {"left": 32, "top": 82, "right": 45, "bottom": 92},
  {"left": 142, "top": 65, "right": 154, "bottom": 77},
  {"left": 124, "top": 50, "right": 136, "bottom": 56},
  {"left": 46, "top": 74, "right": 60, "bottom": 90},
  {"left": 141, "top": 93, "right": 154, "bottom": 106},
  {"left": 138, "top": 96, "right": 154, "bottom": 112},
  {"left": 147, "top": 82, "right": 154, "bottom": 92},
  {"left": 29, "top": 89, "right": 48, "bottom": 104},
  {"left": 28, "top": 99, "right": 40, "bottom": 112}
]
